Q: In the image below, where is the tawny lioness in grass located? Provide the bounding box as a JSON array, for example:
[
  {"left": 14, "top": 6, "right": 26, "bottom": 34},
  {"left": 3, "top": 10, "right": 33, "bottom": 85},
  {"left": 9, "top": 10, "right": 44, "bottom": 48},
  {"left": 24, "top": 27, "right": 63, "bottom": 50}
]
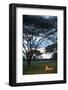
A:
[{"left": 45, "top": 65, "right": 53, "bottom": 71}]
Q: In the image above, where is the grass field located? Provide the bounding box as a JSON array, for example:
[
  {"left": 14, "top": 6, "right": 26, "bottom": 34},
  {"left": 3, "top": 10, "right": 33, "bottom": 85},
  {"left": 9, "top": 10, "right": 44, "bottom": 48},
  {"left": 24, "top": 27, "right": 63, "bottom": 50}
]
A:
[{"left": 23, "top": 60, "right": 57, "bottom": 75}]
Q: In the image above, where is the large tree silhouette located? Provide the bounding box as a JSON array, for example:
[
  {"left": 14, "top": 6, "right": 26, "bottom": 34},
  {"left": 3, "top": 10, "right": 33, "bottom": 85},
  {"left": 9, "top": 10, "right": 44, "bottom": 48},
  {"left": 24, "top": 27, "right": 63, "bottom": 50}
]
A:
[{"left": 23, "top": 15, "right": 57, "bottom": 66}]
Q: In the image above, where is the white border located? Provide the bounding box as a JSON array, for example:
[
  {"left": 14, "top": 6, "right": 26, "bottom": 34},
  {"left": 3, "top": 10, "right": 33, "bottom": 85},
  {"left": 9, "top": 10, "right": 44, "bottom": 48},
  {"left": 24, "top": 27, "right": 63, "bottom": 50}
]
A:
[{"left": 16, "top": 7, "right": 64, "bottom": 83}]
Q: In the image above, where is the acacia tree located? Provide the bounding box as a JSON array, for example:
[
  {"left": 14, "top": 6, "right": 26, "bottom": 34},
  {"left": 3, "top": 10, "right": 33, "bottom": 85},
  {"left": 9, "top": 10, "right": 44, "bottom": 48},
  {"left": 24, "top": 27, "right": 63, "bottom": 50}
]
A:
[
  {"left": 45, "top": 43, "right": 57, "bottom": 59},
  {"left": 23, "top": 15, "right": 57, "bottom": 66}
]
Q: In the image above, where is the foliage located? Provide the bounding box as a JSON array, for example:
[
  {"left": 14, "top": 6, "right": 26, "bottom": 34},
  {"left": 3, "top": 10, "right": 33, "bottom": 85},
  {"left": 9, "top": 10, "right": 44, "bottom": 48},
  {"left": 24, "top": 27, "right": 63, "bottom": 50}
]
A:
[{"left": 23, "top": 15, "right": 57, "bottom": 66}]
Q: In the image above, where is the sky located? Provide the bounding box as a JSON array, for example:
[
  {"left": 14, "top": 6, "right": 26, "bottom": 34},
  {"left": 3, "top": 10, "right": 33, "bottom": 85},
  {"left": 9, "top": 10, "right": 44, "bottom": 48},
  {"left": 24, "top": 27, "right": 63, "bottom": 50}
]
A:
[{"left": 23, "top": 15, "right": 57, "bottom": 59}]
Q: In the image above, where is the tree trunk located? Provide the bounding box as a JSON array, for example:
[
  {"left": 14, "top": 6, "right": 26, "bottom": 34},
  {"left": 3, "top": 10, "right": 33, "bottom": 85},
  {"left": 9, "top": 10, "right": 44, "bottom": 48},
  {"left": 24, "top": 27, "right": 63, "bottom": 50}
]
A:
[
  {"left": 27, "top": 58, "right": 31, "bottom": 66},
  {"left": 26, "top": 51, "right": 33, "bottom": 66}
]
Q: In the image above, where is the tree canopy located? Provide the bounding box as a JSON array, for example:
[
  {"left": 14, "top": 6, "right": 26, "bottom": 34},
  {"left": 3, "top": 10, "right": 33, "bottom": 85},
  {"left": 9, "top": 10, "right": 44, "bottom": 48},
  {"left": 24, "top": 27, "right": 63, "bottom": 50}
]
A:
[{"left": 23, "top": 15, "right": 57, "bottom": 66}]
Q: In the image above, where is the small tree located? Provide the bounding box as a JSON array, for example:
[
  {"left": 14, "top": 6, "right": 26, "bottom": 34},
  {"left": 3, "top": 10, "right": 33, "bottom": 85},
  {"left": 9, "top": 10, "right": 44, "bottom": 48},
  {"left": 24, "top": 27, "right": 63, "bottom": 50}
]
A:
[{"left": 45, "top": 43, "right": 57, "bottom": 60}]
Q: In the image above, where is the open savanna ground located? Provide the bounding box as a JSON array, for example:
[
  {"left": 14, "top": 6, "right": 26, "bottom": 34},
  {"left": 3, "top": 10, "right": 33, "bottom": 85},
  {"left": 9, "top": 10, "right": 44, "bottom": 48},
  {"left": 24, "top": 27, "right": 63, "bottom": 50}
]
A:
[{"left": 23, "top": 60, "right": 57, "bottom": 75}]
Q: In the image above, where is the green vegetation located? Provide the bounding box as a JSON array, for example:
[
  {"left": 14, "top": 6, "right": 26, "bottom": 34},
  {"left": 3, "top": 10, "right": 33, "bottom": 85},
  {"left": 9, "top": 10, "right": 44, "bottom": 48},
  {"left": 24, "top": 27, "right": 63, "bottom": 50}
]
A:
[{"left": 23, "top": 60, "right": 57, "bottom": 75}]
